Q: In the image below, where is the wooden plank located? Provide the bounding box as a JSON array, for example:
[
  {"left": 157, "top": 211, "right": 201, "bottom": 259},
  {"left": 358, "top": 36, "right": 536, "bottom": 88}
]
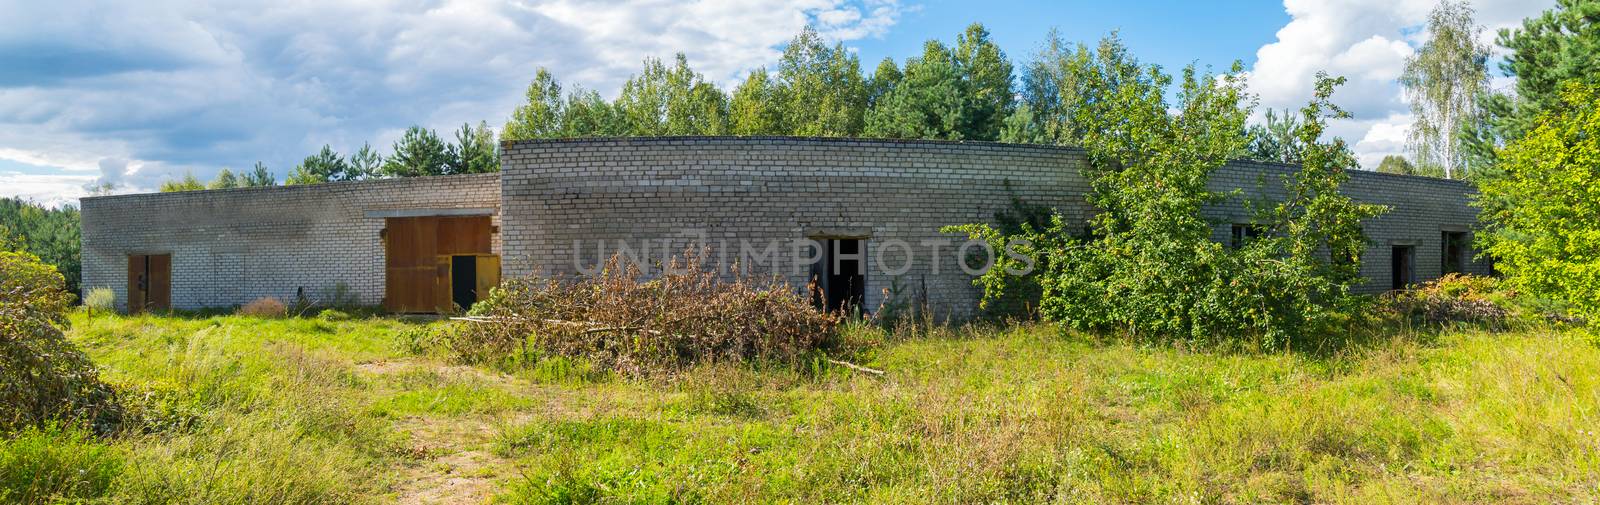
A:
[
  {"left": 127, "top": 255, "right": 146, "bottom": 314},
  {"left": 383, "top": 215, "right": 492, "bottom": 313},
  {"left": 147, "top": 254, "right": 171, "bottom": 311},
  {"left": 475, "top": 255, "right": 500, "bottom": 302}
]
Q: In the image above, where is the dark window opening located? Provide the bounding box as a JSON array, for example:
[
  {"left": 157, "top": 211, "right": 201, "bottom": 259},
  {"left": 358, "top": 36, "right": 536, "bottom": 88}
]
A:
[
  {"left": 451, "top": 255, "right": 478, "bottom": 312},
  {"left": 1442, "top": 231, "right": 1469, "bottom": 275},
  {"left": 809, "top": 238, "right": 866, "bottom": 314},
  {"left": 1230, "top": 224, "right": 1262, "bottom": 249},
  {"left": 1391, "top": 245, "right": 1415, "bottom": 290}
]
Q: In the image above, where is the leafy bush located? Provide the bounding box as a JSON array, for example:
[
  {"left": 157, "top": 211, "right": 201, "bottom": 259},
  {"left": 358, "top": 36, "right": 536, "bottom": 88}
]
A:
[
  {"left": 83, "top": 287, "right": 114, "bottom": 314},
  {"left": 950, "top": 72, "right": 1383, "bottom": 350},
  {"left": 237, "top": 297, "right": 287, "bottom": 318},
  {"left": 445, "top": 251, "right": 842, "bottom": 376},
  {"left": 0, "top": 249, "right": 122, "bottom": 434},
  {"left": 1478, "top": 82, "right": 1600, "bottom": 327}
]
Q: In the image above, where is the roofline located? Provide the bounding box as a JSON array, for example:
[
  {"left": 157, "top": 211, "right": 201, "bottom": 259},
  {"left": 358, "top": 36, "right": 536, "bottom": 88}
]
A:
[
  {"left": 499, "top": 135, "right": 1475, "bottom": 185},
  {"left": 79, "top": 172, "right": 500, "bottom": 204}
]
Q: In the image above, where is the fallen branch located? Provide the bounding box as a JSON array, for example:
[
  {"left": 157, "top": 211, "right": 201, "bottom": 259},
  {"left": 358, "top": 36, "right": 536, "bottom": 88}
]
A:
[{"left": 826, "top": 358, "right": 885, "bottom": 377}]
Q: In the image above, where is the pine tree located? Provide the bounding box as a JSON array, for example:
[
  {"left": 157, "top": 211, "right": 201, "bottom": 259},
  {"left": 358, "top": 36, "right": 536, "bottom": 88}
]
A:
[
  {"left": 382, "top": 126, "right": 450, "bottom": 177},
  {"left": 209, "top": 168, "right": 240, "bottom": 189}
]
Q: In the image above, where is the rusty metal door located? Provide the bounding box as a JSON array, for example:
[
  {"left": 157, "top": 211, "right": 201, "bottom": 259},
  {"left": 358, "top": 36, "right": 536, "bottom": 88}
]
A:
[
  {"left": 384, "top": 216, "right": 493, "bottom": 312},
  {"left": 126, "top": 254, "right": 171, "bottom": 313}
]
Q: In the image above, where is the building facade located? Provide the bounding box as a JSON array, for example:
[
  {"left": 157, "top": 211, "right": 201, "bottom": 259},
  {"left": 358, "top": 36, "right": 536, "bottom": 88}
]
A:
[{"left": 80, "top": 137, "right": 1492, "bottom": 316}]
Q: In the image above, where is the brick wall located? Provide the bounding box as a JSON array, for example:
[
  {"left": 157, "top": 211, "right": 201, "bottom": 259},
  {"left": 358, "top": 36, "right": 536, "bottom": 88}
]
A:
[
  {"left": 500, "top": 137, "right": 1490, "bottom": 318},
  {"left": 80, "top": 174, "right": 501, "bottom": 311}
]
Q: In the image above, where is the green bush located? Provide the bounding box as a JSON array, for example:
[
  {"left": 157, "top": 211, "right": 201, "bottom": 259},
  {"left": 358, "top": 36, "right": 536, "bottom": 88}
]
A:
[
  {"left": 0, "top": 249, "right": 122, "bottom": 434},
  {"left": 949, "top": 72, "right": 1382, "bottom": 350},
  {"left": 1479, "top": 82, "right": 1600, "bottom": 327}
]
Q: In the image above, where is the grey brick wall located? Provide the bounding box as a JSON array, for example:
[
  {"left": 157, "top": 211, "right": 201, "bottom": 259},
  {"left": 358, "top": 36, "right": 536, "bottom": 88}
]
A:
[
  {"left": 80, "top": 174, "right": 501, "bottom": 311},
  {"left": 80, "top": 137, "right": 1488, "bottom": 317},
  {"left": 500, "top": 137, "right": 1489, "bottom": 318}
]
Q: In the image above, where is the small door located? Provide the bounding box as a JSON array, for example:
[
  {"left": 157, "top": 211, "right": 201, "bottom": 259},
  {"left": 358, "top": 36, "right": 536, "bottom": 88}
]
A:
[
  {"left": 126, "top": 253, "right": 171, "bottom": 313},
  {"left": 475, "top": 255, "right": 501, "bottom": 302}
]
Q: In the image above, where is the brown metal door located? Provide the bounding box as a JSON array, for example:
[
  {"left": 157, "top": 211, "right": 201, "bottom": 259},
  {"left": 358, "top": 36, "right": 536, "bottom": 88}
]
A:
[
  {"left": 384, "top": 216, "right": 493, "bottom": 312},
  {"left": 147, "top": 254, "right": 171, "bottom": 311},
  {"left": 126, "top": 253, "right": 170, "bottom": 313},
  {"left": 127, "top": 255, "right": 147, "bottom": 314}
]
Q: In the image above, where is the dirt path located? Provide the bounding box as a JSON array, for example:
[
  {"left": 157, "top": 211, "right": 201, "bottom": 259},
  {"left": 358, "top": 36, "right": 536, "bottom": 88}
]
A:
[{"left": 356, "top": 359, "right": 541, "bottom": 505}]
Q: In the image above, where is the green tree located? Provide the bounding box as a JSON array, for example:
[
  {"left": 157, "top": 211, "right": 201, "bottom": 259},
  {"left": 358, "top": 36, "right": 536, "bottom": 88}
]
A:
[
  {"left": 775, "top": 27, "right": 867, "bottom": 136},
  {"left": 1375, "top": 155, "right": 1418, "bottom": 175},
  {"left": 1464, "top": 0, "right": 1600, "bottom": 171},
  {"left": 615, "top": 54, "right": 729, "bottom": 136},
  {"left": 561, "top": 88, "right": 624, "bottom": 137},
  {"left": 1243, "top": 108, "right": 1303, "bottom": 163},
  {"left": 286, "top": 145, "right": 352, "bottom": 184},
  {"left": 865, "top": 40, "right": 965, "bottom": 139},
  {"left": 159, "top": 173, "right": 205, "bottom": 192},
  {"left": 866, "top": 23, "right": 1015, "bottom": 141},
  {"left": 1478, "top": 83, "right": 1600, "bottom": 324},
  {"left": 503, "top": 68, "right": 566, "bottom": 141},
  {"left": 448, "top": 121, "right": 500, "bottom": 174},
  {"left": 349, "top": 142, "right": 383, "bottom": 180},
  {"left": 865, "top": 58, "right": 902, "bottom": 110},
  {"left": 951, "top": 66, "right": 1383, "bottom": 348},
  {"left": 382, "top": 126, "right": 451, "bottom": 177},
  {"left": 1401, "top": 0, "right": 1491, "bottom": 179},
  {"left": 730, "top": 68, "right": 783, "bottom": 135},
  {"left": 243, "top": 162, "right": 276, "bottom": 187},
  {"left": 1009, "top": 31, "right": 1151, "bottom": 147},
  {"left": 953, "top": 23, "right": 1014, "bottom": 140},
  {"left": 208, "top": 168, "right": 239, "bottom": 189},
  {"left": 0, "top": 198, "right": 81, "bottom": 295}
]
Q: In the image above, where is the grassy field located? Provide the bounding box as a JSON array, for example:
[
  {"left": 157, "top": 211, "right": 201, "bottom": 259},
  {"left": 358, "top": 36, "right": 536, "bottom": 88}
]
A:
[{"left": 5, "top": 312, "right": 1598, "bottom": 503}]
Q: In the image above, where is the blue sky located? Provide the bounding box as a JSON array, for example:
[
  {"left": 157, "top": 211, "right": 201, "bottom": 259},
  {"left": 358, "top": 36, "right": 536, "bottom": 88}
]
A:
[{"left": 0, "top": 0, "right": 1551, "bottom": 207}]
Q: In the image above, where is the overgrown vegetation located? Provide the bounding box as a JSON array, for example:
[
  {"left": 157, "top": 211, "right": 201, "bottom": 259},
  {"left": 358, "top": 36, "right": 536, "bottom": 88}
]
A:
[
  {"left": 950, "top": 69, "right": 1384, "bottom": 349},
  {"left": 2, "top": 307, "right": 1592, "bottom": 503},
  {"left": 432, "top": 253, "right": 843, "bottom": 376},
  {"left": 0, "top": 249, "right": 121, "bottom": 434},
  {"left": 0, "top": 198, "right": 80, "bottom": 295},
  {"left": 1477, "top": 82, "right": 1600, "bottom": 327}
]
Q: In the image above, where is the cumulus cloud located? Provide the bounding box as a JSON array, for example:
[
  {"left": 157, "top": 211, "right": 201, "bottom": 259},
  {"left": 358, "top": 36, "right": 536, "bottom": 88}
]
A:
[
  {"left": 0, "top": 0, "right": 904, "bottom": 201},
  {"left": 1247, "top": 0, "right": 1550, "bottom": 169}
]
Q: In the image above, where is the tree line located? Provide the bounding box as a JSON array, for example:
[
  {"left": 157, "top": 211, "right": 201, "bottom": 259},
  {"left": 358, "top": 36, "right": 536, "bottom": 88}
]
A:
[
  {"left": 159, "top": 122, "right": 500, "bottom": 192},
  {"left": 0, "top": 199, "right": 80, "bottom": 295}
]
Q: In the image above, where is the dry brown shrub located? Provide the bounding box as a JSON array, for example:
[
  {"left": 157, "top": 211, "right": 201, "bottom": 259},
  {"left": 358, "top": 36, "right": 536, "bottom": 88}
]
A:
[
  {"left": 238, "top": 297, "right": 288, "bottom": 318},
  {"left": 1381, "top": 274, "right": 1510, "bottom": 327},
  {"left": 449, "top": 250, "right": 842, "bottom": 376}
]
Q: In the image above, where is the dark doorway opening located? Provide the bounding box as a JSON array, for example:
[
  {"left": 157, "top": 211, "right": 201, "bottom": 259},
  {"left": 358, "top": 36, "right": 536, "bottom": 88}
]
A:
[
  {"left": 810, "top": 239, "right": 866, "bottom": 314},
  {"left": 451, "top": 255, "right": 478, "bottom": 312},
  {"left": 1391, "top": 245, "right": 1415, "bottom": 290},
  {"left": 1441, "top": 231, "right": 1469, "bottom": 275}
]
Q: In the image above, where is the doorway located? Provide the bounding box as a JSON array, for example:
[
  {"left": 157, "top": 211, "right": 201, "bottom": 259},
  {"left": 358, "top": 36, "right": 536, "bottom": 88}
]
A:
[
  {"left": 810, "top": 239, "right": 866, "bottom": 314},
  {"left": 450, "top": 255, "right": 477, "bottom": 312},
  {"left": 1391, "top": 245, "right": 1415, "bottom": 290},
  {"left": 127, "top": 253, "right": 171, "bottom": 313},
  {"left": 1441, "top": 231, "right": 1469, "bottom": 274}
]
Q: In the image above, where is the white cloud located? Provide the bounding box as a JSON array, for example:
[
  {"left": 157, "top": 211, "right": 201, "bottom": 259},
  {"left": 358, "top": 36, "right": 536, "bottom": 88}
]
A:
[
  {"left": 1247, "top": 0, "right": 1551, "bottom": 169},
  {"left": 0, "top": 0, "right": 904, "bottom": 202},
  {"left": 0, "top": 173, "right": 95, "bottom": 208}
]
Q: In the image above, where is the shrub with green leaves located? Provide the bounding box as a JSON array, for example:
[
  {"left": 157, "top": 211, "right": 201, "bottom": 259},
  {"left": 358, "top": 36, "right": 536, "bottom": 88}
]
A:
[
  {"left": 0, "top": 249, "right": 121, "bottom": 434},
  {"left": 1478, "top": 82, "right": 1600, "bottom": 326},
  {"left": 949, "top": 70, "right": 1384, "bottom": 349}
]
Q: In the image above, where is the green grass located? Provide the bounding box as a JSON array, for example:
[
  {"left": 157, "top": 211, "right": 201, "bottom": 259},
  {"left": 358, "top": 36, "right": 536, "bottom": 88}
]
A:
[{"left": 7, "top": 312, "right": 1599, "bottom": 503}]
